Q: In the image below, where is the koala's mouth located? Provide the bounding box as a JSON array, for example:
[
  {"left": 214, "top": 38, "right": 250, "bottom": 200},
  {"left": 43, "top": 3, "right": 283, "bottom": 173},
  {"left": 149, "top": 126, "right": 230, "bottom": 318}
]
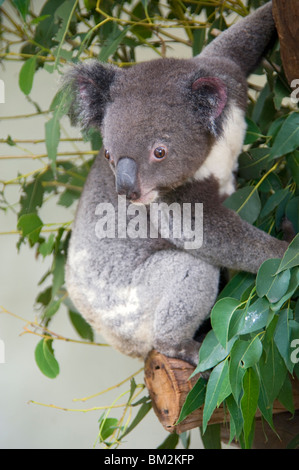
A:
[{"left": 130, "top": 189, "right": 159, "bottom": 206}]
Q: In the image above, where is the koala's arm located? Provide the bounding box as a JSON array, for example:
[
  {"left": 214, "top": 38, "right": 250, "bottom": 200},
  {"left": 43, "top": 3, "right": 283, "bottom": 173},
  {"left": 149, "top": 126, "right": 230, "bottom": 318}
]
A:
[{"left": 159, "top": 178, "right": 288, "bottom": 274}]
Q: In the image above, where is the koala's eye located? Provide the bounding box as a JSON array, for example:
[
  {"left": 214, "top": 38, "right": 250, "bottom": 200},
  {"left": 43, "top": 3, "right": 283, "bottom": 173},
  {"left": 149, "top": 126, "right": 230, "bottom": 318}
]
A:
[
  {"left": 104, "top": 149, "right": 111, "bottom": 160},
  {"left": 153, "top": 146, "right": 167, "bottom": 160}
]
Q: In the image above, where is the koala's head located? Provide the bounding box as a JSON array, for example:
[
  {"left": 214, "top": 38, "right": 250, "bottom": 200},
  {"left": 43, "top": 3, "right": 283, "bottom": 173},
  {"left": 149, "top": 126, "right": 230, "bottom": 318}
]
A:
[
  {"left": 65, "top": 57, "right": 246, "bottom": 204},
  {"left": 64, "top": 3, "right": 276, "bottom": 204}
]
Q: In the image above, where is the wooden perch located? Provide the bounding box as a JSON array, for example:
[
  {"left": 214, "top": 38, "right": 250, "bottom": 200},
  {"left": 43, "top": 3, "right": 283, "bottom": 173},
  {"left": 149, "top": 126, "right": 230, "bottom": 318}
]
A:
[
  {"left": 273, "top": 0, "right": 299, "bottom": 84},
  {"left": 144, "top": 350, "right": 299, "bottom": 435}
]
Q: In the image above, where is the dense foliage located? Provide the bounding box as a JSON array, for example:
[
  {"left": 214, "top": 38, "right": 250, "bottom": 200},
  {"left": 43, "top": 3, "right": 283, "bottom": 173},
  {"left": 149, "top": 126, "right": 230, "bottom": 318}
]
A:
[{"left": 1, "top": 0, "right": 298, "bottom": 449}]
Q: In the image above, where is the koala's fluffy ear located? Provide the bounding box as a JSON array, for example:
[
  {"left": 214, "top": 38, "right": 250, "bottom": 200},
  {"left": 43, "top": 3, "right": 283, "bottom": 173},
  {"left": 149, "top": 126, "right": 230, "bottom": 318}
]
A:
[
  {"left": 64, "top": 61, "right": 119, "bottom": 130},
  {"left": 191, "top": 76, "right": 227, "bottom": 135}
]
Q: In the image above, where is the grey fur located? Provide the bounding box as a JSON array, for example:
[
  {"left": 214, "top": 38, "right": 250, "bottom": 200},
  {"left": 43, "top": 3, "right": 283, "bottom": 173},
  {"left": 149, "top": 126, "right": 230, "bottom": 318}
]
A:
[{"left": 65, "top": 1, "right": 288, "bottom": 366}]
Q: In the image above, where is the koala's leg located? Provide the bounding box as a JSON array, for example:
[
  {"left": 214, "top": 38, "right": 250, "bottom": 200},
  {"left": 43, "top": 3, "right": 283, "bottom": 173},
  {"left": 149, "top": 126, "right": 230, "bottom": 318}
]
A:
[{"left": 142, "top": 250, "right": 219, "bottom": 366}]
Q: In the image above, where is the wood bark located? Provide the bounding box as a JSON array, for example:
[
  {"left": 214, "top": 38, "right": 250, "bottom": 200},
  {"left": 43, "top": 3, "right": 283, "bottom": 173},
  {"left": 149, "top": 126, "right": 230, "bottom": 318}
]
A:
[
  {"left": 144, "top": 349, "right": 299, "bottom": 443},
  {"left": 273, "top": 0, "right": 299, "bottom": 84}
]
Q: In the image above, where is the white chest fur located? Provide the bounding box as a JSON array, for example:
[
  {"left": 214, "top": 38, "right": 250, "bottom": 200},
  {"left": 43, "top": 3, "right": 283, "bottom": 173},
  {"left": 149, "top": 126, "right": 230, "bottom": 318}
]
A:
[{"left": 194, "top": 106, "right": 247, "bottom": 196}]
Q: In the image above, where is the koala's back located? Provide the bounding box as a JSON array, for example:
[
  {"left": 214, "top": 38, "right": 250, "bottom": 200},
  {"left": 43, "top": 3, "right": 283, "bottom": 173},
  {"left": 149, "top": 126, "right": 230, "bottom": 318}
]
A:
[{"left": 66, "top": 155, "right": 219, "bottom": 359}]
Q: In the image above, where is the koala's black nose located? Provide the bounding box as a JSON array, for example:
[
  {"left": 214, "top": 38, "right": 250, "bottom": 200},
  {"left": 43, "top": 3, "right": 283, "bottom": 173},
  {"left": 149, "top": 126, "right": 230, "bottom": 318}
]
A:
[{"left": 116, "top": 157, "right": 141, "bottom": 201}]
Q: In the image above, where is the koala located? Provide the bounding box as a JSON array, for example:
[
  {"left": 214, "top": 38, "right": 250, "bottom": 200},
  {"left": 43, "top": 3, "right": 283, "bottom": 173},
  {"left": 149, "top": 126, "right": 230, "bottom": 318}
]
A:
[{"left": 64, "top": 1, "right": 288, "bottom": 366}]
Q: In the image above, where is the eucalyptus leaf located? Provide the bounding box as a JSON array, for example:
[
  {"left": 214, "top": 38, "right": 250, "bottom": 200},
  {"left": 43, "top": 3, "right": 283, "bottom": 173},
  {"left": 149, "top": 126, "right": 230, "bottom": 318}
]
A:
[
  {"left": 244, "top": 118, "right": 263, "bottom": 145},
  {"left": 69, "top": 310, "right": 94, "bottom": 341},
  {"left": 98, "top": 416, "right": 119, "bottom": 441},
  {"left": 12, "top": 0, "right": 30, "bottom": 20},
  {"left": 211, "top": 297, "right": 241, "bottom": 348},
  {"left": 256, "top": 258, "right": 291, "bottom": 302},
  {"left": 226, "top": 394, "right": 243, "bottom": 442},
  {"left": 217, "top": 272, "right": 255, "bottom": 301},
  {"left": 276, "top": 234, "right": 299, "bottom": 273},
  {"left": 35, "top": 338, "right": 60, "bottom": 379},
  {"left": 259, "top": 188, "right": 290, "bottom": 219},
  {"left": 223, "top": 186, "right": 261, "bottom": 224},
  {"left": 259, "top": 341, "right": 287, "bottom": 403},
  {"left": 274, "top": 310, "right": 294, "bottom": 373},
  {"left": 19, "top": 56, "right": 37, "bottom": 95},
  {"left": 240, "top": 367, "right": 259, "bottom": 448},
  {"left": 238, "top": 148, "right": 270, "bottom": 180},
  {"left": 177, "top": 377, "right": 206, "bottom": 424},
  {"left": 202, "top": 360, "right": 229, "bottom": 432},
  {"left": 17, "top": 213, "right": 43, "bottom": 245},
  {"left": 229, "top": 337, "right": 262, "bottom": 402},
  {"left": 238, "top": 297, "right": 270, "bottom": 335},
  {"left": 270, "top": 112, "right": 299, "bottom": 159},
  {"left": 195, "top": 329, "right": 233, "bottom": 373}
]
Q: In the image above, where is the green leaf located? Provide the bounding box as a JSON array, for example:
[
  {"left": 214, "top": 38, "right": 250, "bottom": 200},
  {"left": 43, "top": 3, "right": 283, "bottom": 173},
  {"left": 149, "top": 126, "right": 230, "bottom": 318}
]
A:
[
  {"left": 276, "top": 234, "right": 299, "bottom": 273},
  {"left": 226, "top": 394, "right": 243, "bottom": 441},
  {"left": 30, "top": 14, "right": 51, "bottom": 25},
  {"left": 274, "top": 309, "right": 294, "bottom": 372},
  {"left": 19, "top": 179, "right": 44, "bottom": 217},
  {"left": 44, "top": 298, "right": 62, "bottom": 318},
  {"left": 238, "top": 148, "right": 271, "bottom": 180},
  {"left": 240, "top": 368, "right": 259, "bottom": 448},
  {"left": 69, "top": 310, "right": 94, "bottom": 341},
  {"left": 257, "top": 373, "right": 274, "bottom": 429},
  {"left": 58, "top": 189, "right": 80, "bottom": 208},
  {"left": 19, "top": 56, "right": 37, "bottom": 95},
  {"left": 157, "top": 433, "right": 179, "bottom": 450},
  {"left": 17, "top": 213, "right": 43, "bottom": 244},
  {"left": 287, "top": 151, "right": 299, "bottom": 186},
  {"left": 53, "top": 0, "right": 78, "bottom": 68},
  {"left": 202, "top": 359, "right": 229, "bottom": 432},
  {"left": 211, "top": 297, "right": 241, "bottom": 348},
  {"left": 45, "top": 117, "right": 60, "bottom": 172},
  {"left": 244, "top": 118, "right": 262, "bottom": 145},
  {"left": 12, "top": 0, "right": 29, "bottom": 20},
  {"left": 238, "top": 297, "right": 270, "bottom": 335},
  {"left": 200, "top": 424, "right": 221, "bottom": 449},
  {"left": 259, "top": 188, "right": 290, "bottom": 219},
  {"left": 286, "top": 197, "right": 299, "bottom": 234},
  {"left": 195, "top": 329, "right": 232, "bottom": 373},
  {"left": 287, "top": 433, "right": 299, "bottom": 449},
  {"left": 277, "top": 375, "right": 295, "bottom": 414},
  {"left": 52, "top": 252, "right": 65, "bottom": 298},
  {"left": 223, "top": 186, "right": 261, "bottom": 224},
  {"left": 45, "top": 89, "right": 71, "bottom": 172},
  {"left": 271, "top": 267, "right": 299, "bottom": 311},
  {"left": 98, "top": 26, "right": 129, "bottom": 62},
  {"left": 177, "top": 377, "right": 206, "bottom": 424},
  {"left": 229, "top": 337, "right": 262, "bottom": 401},
  {"left": 98, "top": 416, "right": 119, "bottom": 441},
  {"left": 273, "top": 76, "right": 290, "bottom": 110},
  {"left": 270, "top": 112, "right": 299, "bottom": 159},
  {"left": 35, "top": 338, "right": 60, "bottom": 379},
  {"left": 256, "top": 258, "right": 291, "bottom": 303},
  {"left": 259, "top": 341, "right": 287, "bottom": 403},
  {"left": 118, "top": 401, "right": 152, "bottom": 440},
  {"left": 192, "top": 27, "right": 206, "bottom": 56},
  {"left": 217, "top": 272, "right": 255, "bottom": 301},
  {"left": 39, "top": 233, "right": 55, "bottom": 258}
]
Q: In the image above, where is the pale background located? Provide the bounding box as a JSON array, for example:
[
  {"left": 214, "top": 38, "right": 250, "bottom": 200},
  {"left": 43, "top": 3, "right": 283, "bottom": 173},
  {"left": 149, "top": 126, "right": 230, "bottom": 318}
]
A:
[{"left": 0, "top": 4, "right": 209, "bottom": 449}]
